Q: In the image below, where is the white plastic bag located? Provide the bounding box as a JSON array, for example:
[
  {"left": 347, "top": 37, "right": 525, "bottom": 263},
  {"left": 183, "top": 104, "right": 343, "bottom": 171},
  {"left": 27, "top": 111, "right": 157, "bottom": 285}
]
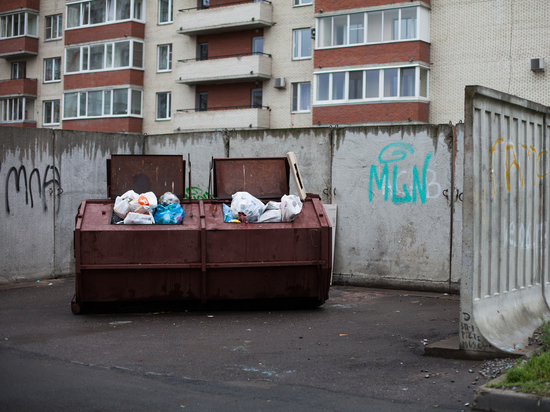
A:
[
  {"left": 281, "top": 194, "right": 303, "bottom": 222},
  {"left": 258, "top": 209, "right": 282, "bottom": 223},
  {"left": 112, "top": 190, "right": 139, "bottom": 219},
  {"left": 230, "top": 191, "right": 265, "bottom": 223},
  {"left": 129, "top": 191, "right": 158, "bottom": 213},
  {"left": 159, "top": 192, "right": 180, "bottom": 206},
  {"left": 123, "top": 211, "right": 154, "bottom": 225}
]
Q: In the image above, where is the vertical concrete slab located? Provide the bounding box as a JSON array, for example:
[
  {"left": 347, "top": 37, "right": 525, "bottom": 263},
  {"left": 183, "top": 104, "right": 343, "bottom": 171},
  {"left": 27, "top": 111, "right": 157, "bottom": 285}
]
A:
[{"left": 331, "top": 125, "right": 454, "bottom": 292}]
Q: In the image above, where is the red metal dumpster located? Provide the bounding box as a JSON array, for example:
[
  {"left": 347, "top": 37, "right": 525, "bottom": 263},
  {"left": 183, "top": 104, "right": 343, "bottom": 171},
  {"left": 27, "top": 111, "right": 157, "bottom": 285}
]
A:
[{"left": 72, "top": 155, "right": 332, "bottom": 313}]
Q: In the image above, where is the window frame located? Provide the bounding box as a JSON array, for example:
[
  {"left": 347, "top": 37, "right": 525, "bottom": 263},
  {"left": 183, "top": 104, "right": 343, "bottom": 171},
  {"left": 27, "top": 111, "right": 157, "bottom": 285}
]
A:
[
  {"left": 65, "top": 0, "right": 145, "bottom": 30},
  {"left": 65, "top": 39, "right": 144, "bottom": 74},
  {"left": 157, "top": 44, "right": 172, "bottom": 72},
  {"left": 292, "top": 82, "right": 311, "bottom": 113},
  {"left": 45, "top": 14, "right": 63, "bottom": 40},
  {"left": 251, "top": 88, "right": 263, "bottom": 108},
  {"left": 316, "top": 6, "right": 420, "bottom": 49},
  {"left": 156, "top": 92, "right": 171, "bottom": 120},
  {"left": 44, "top": 57, "right": 62, "bottom": 83},
  {"left": 43, "top": 100, "right": 61, "bottom": 125},
  {"left": 11, "top": 62, "right": 26, "bottom": 80},
  {"left": 293, "top": 0, "right": 312, "bottom": 7},
  {"left": 313, "top": 65, "right": 428, "bottom": 105},
  {"left": 0, "top": 12, "right": 38, "bottom": 39},
  {"left": 0, "top": 97, "right": 34, "bottom": 122},
  {"left": 158, "top": 0, "right": 173, "bottom": 24},
  {"left": 292, "top": 29, "right": 312, "bottom": 60},
  {"left": 62, "top": 88, "right": 143, "bottom": 119}
]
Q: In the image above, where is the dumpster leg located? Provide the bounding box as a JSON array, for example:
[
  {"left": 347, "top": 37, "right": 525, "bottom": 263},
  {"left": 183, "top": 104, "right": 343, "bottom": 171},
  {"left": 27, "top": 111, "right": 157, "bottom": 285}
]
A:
[{"left": 71, "top": 294, "right": 82, "bottom": 314}]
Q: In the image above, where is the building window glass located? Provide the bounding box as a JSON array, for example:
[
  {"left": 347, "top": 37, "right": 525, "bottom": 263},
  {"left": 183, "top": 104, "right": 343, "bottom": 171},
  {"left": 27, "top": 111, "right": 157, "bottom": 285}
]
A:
[
  {"left": 317, "top": 7, "right": 420, "bottom": 48},
  {"left": 198, "top": 43, "right": 208, "bottom": 61},
  {"left": 45, "top": 14, "right": 62, "bottom": 40},
  {"left": 66, "top": 0, "right": 144, "bottom": 29},
  {"left": 44, "top": 57, "right": 62, "bottom": 82},
  {"left": 292, "top": 82, "right": 310, "bottom": 112},
  {"left": 157, "top": 44, "right": 172, "bottom": 71},
  {"left": 43, "top": 100, "right": 60, "bottom": 125},
  {"left": 294, "top": 0, "right": 312, "bottom": 6},
  {"left": 65, "top": 40, "right": 143, "bottom": 74},
  {"left": 197, "top": 92, "right": 207, "bottom": 111},
  {"left": 157, "top": 92, "right": 171, "bottom": 120},
  {"left": 293, "top": 29, "right": 311, "bottom": 60},
  {"left": 314, "top": 66, "right": 427, "bottom": 104},
  {"left": 0, "top": 12, "right": 38, "bottom": 38},
  {"left": 252, "top": 36, "right": 264, "bottom": 55},
  {"left": 63, "top": 88, "right": 142, "bottom": 119},
  {"left": 11, "top": 62, "right": 26, "bottom": 79},
  {"left": 159, "top": 0, "right": 173, "bottom": 24},
  {"left": 1, "top": 97, "right": 34, "bottom": 122},
  {"left": 251, "top": 88, "right": 263, "bottom": 108}
]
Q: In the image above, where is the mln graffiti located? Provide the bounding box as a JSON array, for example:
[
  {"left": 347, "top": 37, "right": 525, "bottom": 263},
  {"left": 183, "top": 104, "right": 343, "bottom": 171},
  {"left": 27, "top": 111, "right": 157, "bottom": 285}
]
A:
[
  {"left": 4, "top": 164, "right": 62, "bottom": 214},
  {"left": 369, "top": 142, "right": 439, "bottom": 204}
]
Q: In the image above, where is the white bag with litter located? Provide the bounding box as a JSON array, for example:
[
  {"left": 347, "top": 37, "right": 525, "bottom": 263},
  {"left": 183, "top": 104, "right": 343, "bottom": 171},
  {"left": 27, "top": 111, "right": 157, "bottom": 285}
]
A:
[
  {"left": 231, "top": 191, "right": 265, "bottom": 222},
  {"left": 129, "top": 191, "right": 158, "bottom": 213},
  {"left": 113, "top": 190, "right": 139, "bottom": 218},
  {"left": 281, "top": 194, "right": 303, "bottom": 222},
  {"left": 124, "top": 210, "right": 155, "bottom": 225}
]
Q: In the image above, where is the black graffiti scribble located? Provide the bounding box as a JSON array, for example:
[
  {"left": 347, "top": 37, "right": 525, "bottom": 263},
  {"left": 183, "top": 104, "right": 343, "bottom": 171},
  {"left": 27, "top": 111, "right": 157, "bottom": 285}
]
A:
[{"left": 5, "top": 164, "right": 62, "bottom": 214}]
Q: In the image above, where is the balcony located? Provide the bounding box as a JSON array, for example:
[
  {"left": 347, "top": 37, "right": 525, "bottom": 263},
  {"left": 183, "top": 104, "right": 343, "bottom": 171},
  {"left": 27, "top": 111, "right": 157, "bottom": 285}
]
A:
[
  {"left": 177, "top": 1, "right": 273, "bottom": 36},
  {"left": 175, "top": 106, "right": 270, "bottom": 131},
  {"left": 176, "top": 53, "right": 271, "bottom": 85},
  {"left": 0, "top": 0, "right": 39, "bottom": 13},
  {"left": 0, "top": 36, "right": 38, "bottom": 58},
  {"left": 0, "top": 78, "right": 37, "bottom": 97}
]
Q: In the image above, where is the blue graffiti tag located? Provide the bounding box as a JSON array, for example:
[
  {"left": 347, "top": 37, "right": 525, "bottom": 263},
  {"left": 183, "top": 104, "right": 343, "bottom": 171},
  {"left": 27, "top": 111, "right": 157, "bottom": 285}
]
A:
[{"left": 369, "top": 142, "right": 433, "bottom": 205}]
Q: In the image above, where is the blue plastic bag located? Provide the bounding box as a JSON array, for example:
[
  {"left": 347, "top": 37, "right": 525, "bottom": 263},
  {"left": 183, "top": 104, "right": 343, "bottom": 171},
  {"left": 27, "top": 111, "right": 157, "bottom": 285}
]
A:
[
  {"left": 223, "top": 203, "right": 235, "bottom": 223},
  {"left": 154, "top": 204, "right": 185, "bottom": 224}
]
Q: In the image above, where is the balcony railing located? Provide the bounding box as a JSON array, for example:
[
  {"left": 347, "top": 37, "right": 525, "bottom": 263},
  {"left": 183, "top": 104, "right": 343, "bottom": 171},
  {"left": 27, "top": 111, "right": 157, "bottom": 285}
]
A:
[
  {"left": 177, "top": 0, "right": 273, "bottom": 36},
  {"left": 176, "top": 53, "right": 271, "bottom": 85},
  {"left": 174, "top": 105, "right": 270, "bottom": 131},
  {"left": 179, "top": 0, "right": 271, "bottom": 12},
  {"left": 0, "top": 78, "right": 37, "bottom": 96}
]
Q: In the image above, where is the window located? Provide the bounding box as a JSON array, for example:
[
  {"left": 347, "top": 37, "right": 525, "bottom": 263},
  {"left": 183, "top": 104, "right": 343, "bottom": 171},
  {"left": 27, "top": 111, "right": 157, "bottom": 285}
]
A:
[
  {"left": 293, "top": 29, "right": 311, "bottom": 60},
  {"left": 198, "top": 43, "right": 208, "bottom": 61},
  {"left": 11, "top": 62, "right": 26, "bottom": 79},
  {"left": 294, "top": 0, "right": 312, "bottom": 6},
  {"left": 317, "top": 7, "right": 419, "bottom": 48},
  {"left": 157, "top": 92, "right": 171, "bottom": 120},
  {"left": 292, "top": 83, "right": 310, "bottom": 112},
  {"left": 65, "top": 40, "right": 144, "bottom": 73},
  {"left": 44, "top": 57, "right": 62, "bottom": 82},
  {"left": 43, "top": 100, "right": 60, "bottom": 125},
  {"left": 198, "top": 0, "right": 209, "bottom": 10},
  {"left": 314, "top": 66, "right": 428, "bottom": 103},
  {"left": 1, "top": 97, "right": 34, "bottom": 122},
  {"left": 252, "top": 36, "right": 263, "bottom": 55},
  {"left": 66, "top": 0, "right": 144, "bottom": 29},
  {"left": 157, "top": 44, "right": 172, "bottom": 71},
  {"left": 63, "top": 88, "right": 142, "bottom": 119},
  {"left": 159, "top": 0, "right": 173, "bottom": 24},
  {"left": 45, "top": 14, "right": 62, "bottom": 40},
  {"left": 197, "top": 92, "right": 207, "bottom": 111},
  {"left": 251, "top": 89, "right": 262, "bottom": 108},
  {"left": 0, "top": 12, "right": 38, "bottom": 38}
]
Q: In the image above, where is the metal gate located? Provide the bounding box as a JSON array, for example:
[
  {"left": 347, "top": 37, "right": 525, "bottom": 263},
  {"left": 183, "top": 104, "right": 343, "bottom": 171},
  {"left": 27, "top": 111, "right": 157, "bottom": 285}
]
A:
[{"left": 462, "top": 86, "right": 550, "bottom": 356}]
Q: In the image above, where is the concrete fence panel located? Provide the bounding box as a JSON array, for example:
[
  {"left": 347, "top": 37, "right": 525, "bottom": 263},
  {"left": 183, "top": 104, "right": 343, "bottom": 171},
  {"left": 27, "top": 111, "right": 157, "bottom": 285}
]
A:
[{"left": 461, "top": 86, "right": 550, "bottom": 356}]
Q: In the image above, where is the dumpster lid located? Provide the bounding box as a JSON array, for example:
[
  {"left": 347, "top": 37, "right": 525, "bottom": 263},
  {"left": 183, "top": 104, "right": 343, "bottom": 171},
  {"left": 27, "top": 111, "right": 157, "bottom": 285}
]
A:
[
  {"left": 213, "top": 157, "right": 290, "bottom": 201},
  {"left": 107, "top": 155, "right": 186, "bottom": 200}
]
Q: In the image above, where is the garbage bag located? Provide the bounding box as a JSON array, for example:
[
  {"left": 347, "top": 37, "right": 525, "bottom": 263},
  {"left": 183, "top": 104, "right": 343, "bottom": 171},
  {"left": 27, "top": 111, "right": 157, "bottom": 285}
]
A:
[
  {"left": 129, "top": 191, "right": 158, "bottom": 213},
  {"left": 113, "top": 190, "right": 139, "bottom": 218},
  {"left": 230, "top": 191, "right": 265, "bottom": 223},
  {"left": 258, "top": 209, "right": 282, "bottom": 223},
  {"left": 154, "top": 204, "right": 185, "bottom": 224},
  {"left": 281, "top": 194, "right": 303, "bottom": 222},
  {"left": 159, "top": 192, "right": 180, "bottom": 206},
  {"left": 124, "top": 211, "right": 154, "bottom": 225}
]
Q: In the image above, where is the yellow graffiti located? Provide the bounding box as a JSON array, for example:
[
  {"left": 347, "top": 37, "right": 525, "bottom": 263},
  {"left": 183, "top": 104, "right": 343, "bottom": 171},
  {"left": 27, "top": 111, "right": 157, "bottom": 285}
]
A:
[{"left": 491, "top": 138, "right": 548, "bottom": 194}]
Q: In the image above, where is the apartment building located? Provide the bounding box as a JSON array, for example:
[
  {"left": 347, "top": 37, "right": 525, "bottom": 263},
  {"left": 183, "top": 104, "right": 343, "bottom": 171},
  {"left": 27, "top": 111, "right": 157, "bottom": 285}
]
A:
[{"left": 0, "top": 1, "right": 547, "bottom": 132}]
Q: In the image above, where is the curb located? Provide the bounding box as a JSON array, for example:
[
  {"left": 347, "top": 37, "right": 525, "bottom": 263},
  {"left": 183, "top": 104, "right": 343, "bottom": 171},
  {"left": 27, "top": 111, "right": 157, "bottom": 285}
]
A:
[{"left": 472, "top": 376, "right": 550, "bottom": 411}]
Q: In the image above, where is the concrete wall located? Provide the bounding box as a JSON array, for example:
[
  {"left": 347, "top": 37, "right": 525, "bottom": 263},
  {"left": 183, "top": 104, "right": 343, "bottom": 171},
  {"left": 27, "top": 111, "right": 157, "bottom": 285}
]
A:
[{"left": 0, "top": 123, "right": 463, "bottom": 292}]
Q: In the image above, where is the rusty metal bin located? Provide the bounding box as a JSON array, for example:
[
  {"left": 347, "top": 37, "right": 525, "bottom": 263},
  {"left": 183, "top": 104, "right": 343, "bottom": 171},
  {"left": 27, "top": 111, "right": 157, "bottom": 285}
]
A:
[{"left": 72, "top": 155, "right": 332, "bottom": 313}]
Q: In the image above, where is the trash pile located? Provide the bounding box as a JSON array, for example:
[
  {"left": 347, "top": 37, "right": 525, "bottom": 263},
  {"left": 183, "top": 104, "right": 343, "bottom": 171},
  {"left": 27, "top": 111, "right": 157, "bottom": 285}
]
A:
[
  {"left": 112, "top": 190, "right": 184, "bottom": 225},
  {"left": 223, "top": 191, "right": 303, "bottom": 224}
]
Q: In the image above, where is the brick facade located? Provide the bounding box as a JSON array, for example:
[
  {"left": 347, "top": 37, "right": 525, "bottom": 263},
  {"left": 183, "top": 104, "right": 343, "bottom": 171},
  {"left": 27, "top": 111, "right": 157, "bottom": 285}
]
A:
[
  {"left": 0, "top": 37, "right": 38, "bottom": 57},
  {"left": 313, "top": 101, "right": 429, "bottom": 124},
  {"left": 315, "top": 41, "right": 430, "bottom": 68},
  {"left": 196, "top": 82, "right": 263, "bottom": 109},
  {"left": 0, "top": 0, "right": 39, "bottom": 13},
  {"left": 0, "top": 78, "right": 37, "bottom": 96},
  {"left": 315, "top": 0, "right": 430, "bottom": 14},
  {"left": 62, "top": 117, "right": 142, "bottom": 133},
  {"left": 65, "top": 22, "right": 145, "bottom": 45},
  {"left": 64, "top": 70, "right": 144, "bottom": 90},
  {"left": 197, "top": 29, "right": 264, "bottom": 58}
]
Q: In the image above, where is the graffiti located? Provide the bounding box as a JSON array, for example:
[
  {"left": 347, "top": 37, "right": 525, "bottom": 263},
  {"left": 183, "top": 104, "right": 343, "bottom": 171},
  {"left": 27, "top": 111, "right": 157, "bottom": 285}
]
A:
[
  {"left": 369, "top": 142, "right": 437, "bottom": 204},
  {"left": 443, "top": 188, "right": 463, "bottom": 203},
  {"left": 5, "top": 164, "right": 62, "bottom": 214},
  {"left": 460, "top": 312, "right": 492, "bottom": 351},
  {"left": 185, "top": 186, "right": 213, "bottom": 200},
  {"left": 504, "top": 221, "right": 547, "bottom": 251},
  {"left": 491, "top": 138, "right": 548, "bottom": 194}
]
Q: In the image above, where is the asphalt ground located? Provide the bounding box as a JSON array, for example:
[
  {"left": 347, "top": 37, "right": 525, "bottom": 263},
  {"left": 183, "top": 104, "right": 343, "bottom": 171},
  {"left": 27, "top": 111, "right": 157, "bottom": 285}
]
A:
[{"left": 0, "top": 279, "right": 485, "bottom": 411}]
